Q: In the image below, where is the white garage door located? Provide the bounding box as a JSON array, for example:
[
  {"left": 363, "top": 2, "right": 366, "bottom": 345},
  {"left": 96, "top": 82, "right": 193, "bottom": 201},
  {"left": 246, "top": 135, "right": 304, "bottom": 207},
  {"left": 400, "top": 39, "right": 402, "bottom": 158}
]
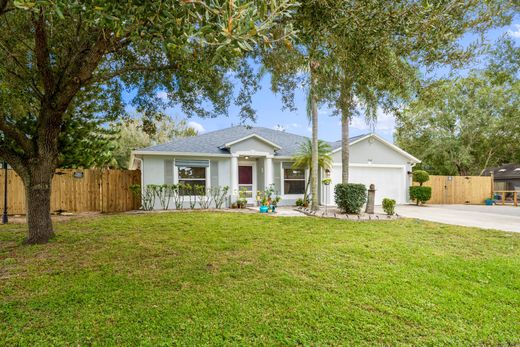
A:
[{"left": 325, "top": 165, "right": 407, "bottom": 205}]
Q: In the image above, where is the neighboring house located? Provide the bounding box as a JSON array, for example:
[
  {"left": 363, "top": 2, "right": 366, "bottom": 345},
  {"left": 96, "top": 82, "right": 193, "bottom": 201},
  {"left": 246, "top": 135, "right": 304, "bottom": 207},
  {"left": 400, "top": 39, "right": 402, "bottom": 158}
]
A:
[
  {"left": 482, "top": 163, "right": 520, "bottom": 192},
  {"left": 130, "top": 126, "right": 420, "bottom": 208}
]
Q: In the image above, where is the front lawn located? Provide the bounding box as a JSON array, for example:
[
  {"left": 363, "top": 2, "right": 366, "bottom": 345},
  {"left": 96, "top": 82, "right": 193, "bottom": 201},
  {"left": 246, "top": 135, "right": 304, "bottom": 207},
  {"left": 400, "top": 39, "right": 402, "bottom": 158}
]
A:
[{"left": 1, "top": 212, "right": 519, "bottom": 345}]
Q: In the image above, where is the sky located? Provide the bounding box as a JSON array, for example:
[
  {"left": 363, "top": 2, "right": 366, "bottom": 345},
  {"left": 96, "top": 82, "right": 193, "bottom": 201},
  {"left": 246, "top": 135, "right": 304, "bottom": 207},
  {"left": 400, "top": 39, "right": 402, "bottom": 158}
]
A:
[{"left": 127, "top": 21, "right": 519, "bottom": 144}]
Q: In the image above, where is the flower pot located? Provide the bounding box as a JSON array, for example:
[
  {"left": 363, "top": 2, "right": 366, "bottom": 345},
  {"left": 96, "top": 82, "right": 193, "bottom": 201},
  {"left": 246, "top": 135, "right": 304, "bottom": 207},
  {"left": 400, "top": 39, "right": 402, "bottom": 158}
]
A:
[
  {"left": 259, "top": 205, "right": 269, "bottom": 213},
  {"left": 485, "top": 199, "right": 493, "bottom": 206},
  {"left": 271, "top": 206, "right": 276, "bottom": 212}
]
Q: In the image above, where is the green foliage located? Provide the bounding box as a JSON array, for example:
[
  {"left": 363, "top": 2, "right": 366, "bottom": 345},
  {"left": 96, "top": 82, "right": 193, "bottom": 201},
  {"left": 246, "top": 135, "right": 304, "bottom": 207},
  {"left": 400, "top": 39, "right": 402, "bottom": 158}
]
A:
[
  {"left": 382, "top": 198, "right": 396, "bottom": 216},
  {"left": 129, "top": 184, "right": 155, "bottom": 211},
  {"left": 0, "top": 0, "right": 297, "bottom": 182},
  {"left": 112, "top": 115, "right": 198, "bottom": 169},
  {"left": 292, "top": 139, "right": 332, "bottom": 202},
  {"left": 195, "top": 186, "right": 212, "bottom": 209},
  {"left": 334, "top": 183, "right": 367, "bottom": 214},
  {"left": 210, "top": 186, "right": 230, "bottom": 209},
  {"left": 410, "top": 186, "right": 432, "bottom": 205},
  {"left": 412, "top": 170, "right": 430, "bottom": 186},
  {"left": 295, "top": 197, "right": 309, "bottom": 207},
  {"left": 396, "top": 39, "right": 520, "bottom": 176}
]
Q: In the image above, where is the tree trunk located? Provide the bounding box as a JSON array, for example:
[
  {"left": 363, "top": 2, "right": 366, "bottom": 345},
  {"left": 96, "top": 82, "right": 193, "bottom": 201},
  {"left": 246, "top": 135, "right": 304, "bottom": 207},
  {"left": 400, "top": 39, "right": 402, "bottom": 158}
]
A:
[
  {"left": 341, "top": 112, "right": 350, "bottom": 184},
  {"left": 340, "top": 79, "right": 353, "bottom": 184},
  {"left": 23, "top": 165, "right": 55, "bottom": 244},
  {"left": 310, "top": 65, "right": 319, "bottom": 211}
]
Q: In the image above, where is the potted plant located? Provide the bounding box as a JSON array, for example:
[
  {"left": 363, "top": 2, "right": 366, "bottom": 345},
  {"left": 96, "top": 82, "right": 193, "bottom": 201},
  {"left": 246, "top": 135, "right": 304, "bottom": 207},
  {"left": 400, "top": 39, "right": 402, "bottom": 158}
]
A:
[
  {"left": 237, "top": 199, "right": 247, "bottom": 209},
  {"left": 485, "top": 197, "right": 494, "bottom": 206},
  {"left": 271, "top": 196, "right": 281, "bottom": 212},
  {"left": 259, "top": 196, "right": 269, "bottom": 213}
]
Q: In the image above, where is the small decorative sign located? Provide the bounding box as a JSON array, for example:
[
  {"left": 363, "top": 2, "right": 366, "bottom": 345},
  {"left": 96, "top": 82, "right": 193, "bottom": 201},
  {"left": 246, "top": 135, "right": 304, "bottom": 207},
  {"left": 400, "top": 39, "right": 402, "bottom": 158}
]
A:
[{"left": 73, "top": 171, "right": 84, "bottom": 179}]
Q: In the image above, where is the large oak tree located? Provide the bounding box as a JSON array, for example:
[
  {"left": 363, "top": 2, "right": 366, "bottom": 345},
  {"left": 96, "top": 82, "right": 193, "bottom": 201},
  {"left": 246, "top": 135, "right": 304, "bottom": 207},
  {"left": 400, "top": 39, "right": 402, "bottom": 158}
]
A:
[{"left": 0, "top": 0, "right": 296, "bottom": 243}]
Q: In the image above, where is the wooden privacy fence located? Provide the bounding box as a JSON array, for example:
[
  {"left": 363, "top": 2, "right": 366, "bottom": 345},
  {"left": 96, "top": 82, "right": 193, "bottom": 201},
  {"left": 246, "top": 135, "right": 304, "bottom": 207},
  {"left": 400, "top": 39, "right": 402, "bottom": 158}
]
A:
[
  {"left": 415, "top": 175, "right": 493, "bottom": 205},
  {"left": 0, "top": 169, "right": 141, "bottom": 215}
]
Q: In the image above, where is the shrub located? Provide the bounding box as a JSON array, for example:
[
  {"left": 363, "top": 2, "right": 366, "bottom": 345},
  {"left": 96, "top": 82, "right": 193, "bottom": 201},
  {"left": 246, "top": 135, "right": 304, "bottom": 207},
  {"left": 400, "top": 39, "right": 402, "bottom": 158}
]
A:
[
  {"left": 295, "top": 198, "right": 304, "bottom": 207},
  {"left": 382, "top": 198, "right": 396, "bottom": 215},
  {"left": 410, "top": 186, "right": 432, "bottom": 205},
  {"left": 334, "top": 183, "right": 367, "bottom": 214},
  {"left": 412, "top": 170, "right": 430, "bottom": 186},
  {"left": 210, "top": 186, "right": 229, "bottom": 209},
  {"left": 129, "top": 184, "right": 155, "bottom": 210}
]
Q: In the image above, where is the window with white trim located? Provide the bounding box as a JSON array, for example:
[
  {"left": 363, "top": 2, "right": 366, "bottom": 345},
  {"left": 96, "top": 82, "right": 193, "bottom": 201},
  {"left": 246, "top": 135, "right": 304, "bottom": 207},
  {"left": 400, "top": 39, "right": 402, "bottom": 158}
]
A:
[
  {"left": 176, "top": 160, "right": 208, "bottom": 195},
  {"left": 283, "top": 165, "right": 305, "bottom": 195}
]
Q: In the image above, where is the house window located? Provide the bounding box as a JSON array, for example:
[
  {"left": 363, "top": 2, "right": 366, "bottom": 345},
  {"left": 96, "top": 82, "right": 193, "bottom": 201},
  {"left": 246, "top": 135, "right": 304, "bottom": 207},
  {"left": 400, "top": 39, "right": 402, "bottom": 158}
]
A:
[
  {"left": 178, "top": 166, "right": 206, "bottom": 194},
  {"left": 284, "top": 167, "right": 305, "bottom": 195}
]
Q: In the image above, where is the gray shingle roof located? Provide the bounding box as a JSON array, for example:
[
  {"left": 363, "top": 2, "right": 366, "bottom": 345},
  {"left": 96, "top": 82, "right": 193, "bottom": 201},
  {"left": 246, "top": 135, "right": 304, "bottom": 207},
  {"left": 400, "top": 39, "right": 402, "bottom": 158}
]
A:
[
  {"left": 139, "top": 126, "right": 369, "bottom": 157},
  {"left": 482, "top": 163, "right": 520, "bottom": 180}
]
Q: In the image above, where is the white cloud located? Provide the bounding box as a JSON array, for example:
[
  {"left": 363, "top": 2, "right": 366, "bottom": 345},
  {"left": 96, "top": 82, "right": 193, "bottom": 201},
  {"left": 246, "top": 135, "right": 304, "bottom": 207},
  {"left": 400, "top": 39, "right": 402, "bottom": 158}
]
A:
[
  {"left": 156, "top": 91, "right": 168, "bottom": 100},
  {"left": 273, "top": 123, "right": 303, "bottom": 132},
  {"left": 349, "top": 108, "right": 396, "bottom": 134},
  {"left": 508, "top": 24, "right": 520, "bottom": 38},
  {"left": 187, "top": 121, "right": 205, "bottom": 133}
]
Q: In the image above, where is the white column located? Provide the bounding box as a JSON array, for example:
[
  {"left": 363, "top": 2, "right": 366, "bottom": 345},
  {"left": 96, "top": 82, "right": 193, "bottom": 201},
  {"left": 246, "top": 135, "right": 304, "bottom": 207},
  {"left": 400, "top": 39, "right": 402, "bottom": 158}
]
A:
[
  {"left": 264, "top": 156, "right": 273, "bottom": 188},
  {"left": 230, "top": 155, "right": 239, "bottom": 200}
]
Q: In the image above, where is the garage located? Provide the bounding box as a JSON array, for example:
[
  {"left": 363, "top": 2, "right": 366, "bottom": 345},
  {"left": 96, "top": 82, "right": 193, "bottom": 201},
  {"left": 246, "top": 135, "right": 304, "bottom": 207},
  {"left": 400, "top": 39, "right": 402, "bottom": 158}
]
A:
[
  {"left": 324, "top": 134, "right": 419, "bottom": 206},
  {"left": 323, "top": 165, "right": 407, "bottom": 205}
]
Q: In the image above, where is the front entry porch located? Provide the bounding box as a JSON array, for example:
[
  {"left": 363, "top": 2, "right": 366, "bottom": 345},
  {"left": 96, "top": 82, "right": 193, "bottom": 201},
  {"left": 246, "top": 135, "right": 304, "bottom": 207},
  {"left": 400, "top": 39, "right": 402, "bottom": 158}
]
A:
[{"left": 230, "top": 152, "right": 274, "bottom": 203}]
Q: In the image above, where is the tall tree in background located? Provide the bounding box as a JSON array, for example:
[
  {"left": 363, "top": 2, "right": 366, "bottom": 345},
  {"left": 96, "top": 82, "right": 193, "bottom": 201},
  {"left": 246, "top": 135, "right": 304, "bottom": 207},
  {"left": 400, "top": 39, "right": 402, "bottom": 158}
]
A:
[
  {"left": 112, "top": 115, "right": 197, "bottom": 169},
  {"left": 262, "top": 1, "right": 335, "bottom": 211},
  {"left": 323, "top": 0, "right": 514, "bottom": 184},
  {"left": 0, "top": 0, "right": 296, "bottom": 244},
  {"left": 396, "top": 39, "right": 520, "bottom": 175}
]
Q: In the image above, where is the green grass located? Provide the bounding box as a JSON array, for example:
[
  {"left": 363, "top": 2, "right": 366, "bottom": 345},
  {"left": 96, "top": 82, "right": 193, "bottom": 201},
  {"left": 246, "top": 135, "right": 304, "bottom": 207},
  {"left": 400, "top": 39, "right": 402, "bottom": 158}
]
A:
[{"left": 1, "top": 212, "right": 519, "bottom": 346}]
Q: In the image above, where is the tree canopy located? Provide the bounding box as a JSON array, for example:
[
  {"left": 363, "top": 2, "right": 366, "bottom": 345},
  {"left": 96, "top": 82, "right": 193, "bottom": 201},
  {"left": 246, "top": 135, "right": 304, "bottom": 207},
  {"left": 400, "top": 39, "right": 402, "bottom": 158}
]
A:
[
  {"left": 0, "top": 0, "right": 297, "bottom": 243},
  {"left": 395, "top": 39, "right": 520, "bottom": 176}
]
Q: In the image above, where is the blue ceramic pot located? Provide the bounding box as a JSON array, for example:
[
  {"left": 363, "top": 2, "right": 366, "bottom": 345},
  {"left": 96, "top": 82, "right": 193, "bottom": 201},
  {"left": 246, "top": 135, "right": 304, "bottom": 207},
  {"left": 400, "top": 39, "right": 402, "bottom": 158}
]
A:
[{"left": 259, "top": 206, "right": 269, "bottom": 213}]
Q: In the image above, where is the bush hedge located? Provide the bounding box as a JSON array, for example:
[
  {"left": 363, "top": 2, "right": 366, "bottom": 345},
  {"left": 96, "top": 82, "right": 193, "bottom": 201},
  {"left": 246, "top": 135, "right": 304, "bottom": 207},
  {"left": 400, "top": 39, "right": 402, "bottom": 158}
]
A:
[
  {"left": 382, "top": 198, "right": 396, "bottom": 215},
  {"left": 412, "top": 170, "right": 430, "bottom": 185},
  {"left": 334, "top": 183, "right": 367, "bottom": 214},
  {"left": 410, "top": 186, "right": 432, "bottom": 205}
]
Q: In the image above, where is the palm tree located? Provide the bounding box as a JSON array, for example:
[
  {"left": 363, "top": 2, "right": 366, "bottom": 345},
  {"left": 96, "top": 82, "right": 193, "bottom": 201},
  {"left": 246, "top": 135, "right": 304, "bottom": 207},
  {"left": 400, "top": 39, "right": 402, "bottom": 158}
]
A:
[{"left": 292, "top": 138, "right": 332, "bottom": 204}]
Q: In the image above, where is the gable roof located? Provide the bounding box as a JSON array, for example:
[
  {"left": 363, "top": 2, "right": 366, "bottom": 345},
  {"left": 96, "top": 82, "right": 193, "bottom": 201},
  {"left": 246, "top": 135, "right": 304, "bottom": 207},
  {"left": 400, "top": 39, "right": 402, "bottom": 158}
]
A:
[
  {"left": 331, "top": 133, "right": 421, "bottom": 163},
  {"left": 132, "top": 126, "right": 419, "bottom": 164},
  {"left": 220, "top": 133, "right": 282, "bottom": 150},
  {"left": 135, "top": 126, "right": 365, "bottom": 157},
  {"left": 482, "top": 163, "right": 520, "bottom": 180}
]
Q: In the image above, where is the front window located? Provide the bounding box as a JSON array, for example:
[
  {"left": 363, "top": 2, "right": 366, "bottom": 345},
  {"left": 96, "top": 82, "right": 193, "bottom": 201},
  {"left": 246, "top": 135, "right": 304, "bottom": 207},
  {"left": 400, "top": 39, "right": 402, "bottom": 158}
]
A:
[
  {"left": 178, "top": 166, "right": 206, "bottom": 195},
  {"left": 284, "top": 167, "right": 305, "bottom": 194}
]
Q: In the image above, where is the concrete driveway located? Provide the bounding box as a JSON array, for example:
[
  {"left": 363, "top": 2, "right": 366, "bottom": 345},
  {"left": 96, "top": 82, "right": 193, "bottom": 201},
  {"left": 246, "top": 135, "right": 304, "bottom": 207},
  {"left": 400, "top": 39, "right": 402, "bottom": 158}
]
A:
[{"left": 389, "top": 204, "right": 520, "bottom": 233}]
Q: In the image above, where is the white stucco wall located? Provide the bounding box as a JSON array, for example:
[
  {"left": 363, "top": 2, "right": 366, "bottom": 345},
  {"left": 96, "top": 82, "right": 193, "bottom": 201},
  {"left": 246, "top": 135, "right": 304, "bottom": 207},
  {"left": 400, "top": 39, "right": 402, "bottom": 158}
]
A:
[
  {"left": 331, "top": 137, "right": 411, "bottom": 165},
  {"left": 140, "top": 155, "right": 232, "bottom": 209},
  {"left": 229, "top": 137, "right": 276, "bottom": 155},
  {"left": 141, "top": 155, "right": 166, "bottom": 187},
  {"left": 329, "top": 137, "right": 416, "bottom": 205},
  {"left": 137, "top": 135, "right": 417, "bottom": 208}
]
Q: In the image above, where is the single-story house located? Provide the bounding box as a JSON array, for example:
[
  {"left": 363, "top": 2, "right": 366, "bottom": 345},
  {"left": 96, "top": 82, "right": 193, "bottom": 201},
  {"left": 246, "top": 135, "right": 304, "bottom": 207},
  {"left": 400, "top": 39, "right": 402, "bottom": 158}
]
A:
[
  {"left": 482, "top": 163, "right": 520, "bottom": 192},
  {"left": 130, "top": 126, "right": 420, "bottom": 208}
]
